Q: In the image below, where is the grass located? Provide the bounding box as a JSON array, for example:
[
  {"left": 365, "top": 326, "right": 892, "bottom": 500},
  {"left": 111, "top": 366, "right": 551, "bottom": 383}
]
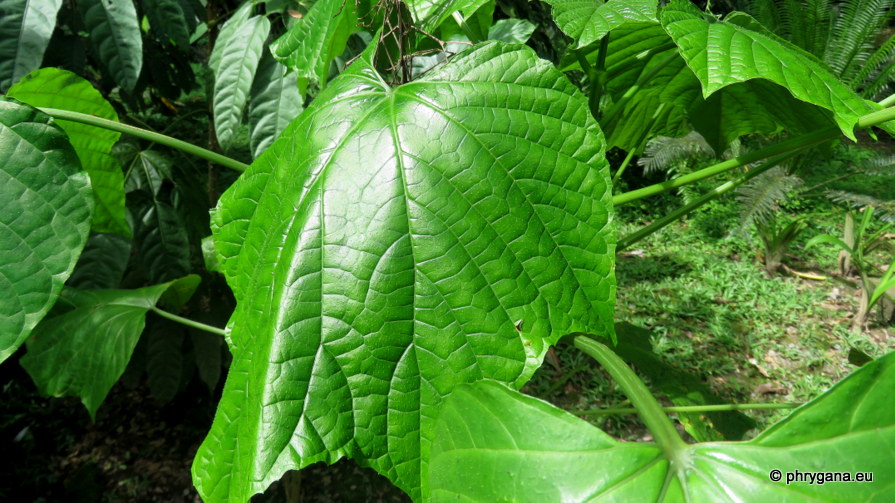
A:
[{"left": 524, "top": 142, "right": 895, "bottom": 442}]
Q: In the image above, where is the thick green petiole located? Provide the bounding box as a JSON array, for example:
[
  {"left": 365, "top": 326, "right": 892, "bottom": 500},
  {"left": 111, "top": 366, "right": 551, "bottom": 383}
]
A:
[
  {"left": 613, "top": 104, "right": 895, "bottom": 207},
  {"left": 574, "top": 336, "right": 687, "bottom": 457},
  {"left": 618, "top": 151, "right": 798, "bottom": 250},
  {"left": 575, "top": 402, "right": 800, "bottom": 416},
  {"left": 151, "top": 307, "right": 227, "bottom": 337},
  {"left": 39, "top": 107, "right": 249, "bottom": 172}
]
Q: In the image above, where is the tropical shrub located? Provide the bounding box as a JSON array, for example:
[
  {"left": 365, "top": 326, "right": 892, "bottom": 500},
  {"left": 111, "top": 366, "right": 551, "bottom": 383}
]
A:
[{"left": 2, "top": 0, "right": 895, "bottom": 501}]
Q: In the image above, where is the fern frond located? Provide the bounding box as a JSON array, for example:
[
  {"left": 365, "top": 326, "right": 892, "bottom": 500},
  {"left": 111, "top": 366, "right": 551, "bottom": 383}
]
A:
[
  {"left": 736, "top": 166, "right": 804, "bottom": 229},
  {"left": 637, "top": 132, "right": 716, "bottom": 174},
  {"left": 748, "top": 0, "right": 786, "bottom": 35},
  {"left": 827, "top": 190, "right": 895, "bottom": 222},
  {"left": 824, "top": 0, "right": 895, "bottom": 80},
  {"left": 850, "top": 31, "right": 895, "bottom": 94}
]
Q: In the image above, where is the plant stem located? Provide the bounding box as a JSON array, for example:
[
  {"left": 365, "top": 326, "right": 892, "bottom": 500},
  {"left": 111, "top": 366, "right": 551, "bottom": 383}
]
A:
[
  {"left": 574, "top": 336, "right": 687, "bottom": 456},
  {"left": 150, "top": 307, "right": 227, "bottom": 336},
  {"left": 38, "top": 107, "right": 248, "bottom": 173},
  {"left": 617, "top": 151, "right": 797, "bottom": 250},
  {"left": 451, "top": 11, "right": 480, "bottom": 43},
  {"left": 613, "top": 128, "right": 834, "bottom": 206},
  {"left": 575, "top": 402, "right": 801, "bottom": 416},
  {"left": 612, "top": 149, "right": 636, "bottom": 183},
  {"left": 613, "top": 104, "right": 895, "bottom": 206}
]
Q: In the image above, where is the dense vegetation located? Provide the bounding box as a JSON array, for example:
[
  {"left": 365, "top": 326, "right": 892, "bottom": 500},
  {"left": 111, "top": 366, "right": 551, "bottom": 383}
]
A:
[{"left": 1, "top": 0, "right": 894, "bottom": 501}]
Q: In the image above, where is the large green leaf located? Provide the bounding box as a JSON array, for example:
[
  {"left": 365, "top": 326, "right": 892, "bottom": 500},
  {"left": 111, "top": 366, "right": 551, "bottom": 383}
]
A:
[
  {"left": 193, "top": 41, "right": 615, "bottom": 501},
  {"left": 661, "top": 0, "right": 874, "bottom": 142},
  {"left": 19, "top": 276, "right": 200, "bottom": 418},
  {"left": 248, "top": 51, "right": 304, "bottom": 159},
  {"left": 543, "top": 0, "right": 657, "bottom": 48},
  {"left": 78, "top": 0, "right": 143, "bottom": 93},
  {"left": 429, "top": 351, "right": 895, "bottom": 502},
  {"left": 8, "top": 67, "right": 129, "bottom": 236},
  {"left": 211, "top": 12, "right": 270, "bottom": 149},
  {"left": 146, "top": 317, "right": 184, "bottom": 403},
  {"left": 0, "top": 97, "right": 92, "bottom": 363},
  {"left": 0, "top": 0, "right": 63, "bottom": 91},
  {"left": 568, "top": 2, "right": 884, "bottom": 153},
  {"left": 271, "top": 0, "right": 356, "bottom": 89}
]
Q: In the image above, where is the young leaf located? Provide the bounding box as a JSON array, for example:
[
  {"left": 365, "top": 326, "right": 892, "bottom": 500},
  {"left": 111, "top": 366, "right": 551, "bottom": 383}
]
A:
[
  {"left": 211, "top": 13, "right": 270, "bottom": 149},
  {"left": 248, "top": 51, "right": 304, "bottom": 159},
  {"left": 143, "top": 0, "right": 192, "bottom": 50},
  {"left": 194, "top": 42, "right": 615, "bottom": 502},
  {"left": 8, "top": 67, "right": 130, "bottom": 236},
  {"left": 123, "top": 148, "right": 173, "bottom": 196},
  {"left": 0, "top": 97, "right": 92, "bottom": 363},
  {"left": 429, "top": 350, "right": 895, "bottom": 501},
  {"left": 487, "top": 18, "right": 537, "bottom": 44},
  {"left": 19, "top": 276, "right": 200, "bottom": 419},
  {"left": 406, "top": 0, "right": 490, "bottom": 33},
  {"left": 544, "top": 0, "right": 658, "bottom": 48},
  {"left": 270, "top": 0, "right": 356, "bottom": 89},
  {"left": 0, "top": 0, "right": 63, "bottom": 91},
  {"left": 78, "top": 0, "right": 143, "bottom": 93}
]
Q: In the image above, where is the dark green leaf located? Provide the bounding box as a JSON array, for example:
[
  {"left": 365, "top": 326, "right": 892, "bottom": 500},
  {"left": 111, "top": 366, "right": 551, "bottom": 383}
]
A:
[
  {"left": 146, "top": 318, "right": 184, "bottom": 403},
  {"left": 248, "top": 51, "right": 304, "bottom": 159},
  {"left": 429, "top": 352, "right": 895, "bottom": 501},
  {"left": 191, "top": 328, "right": 223, "bottom": 392},
  {"left": 271, "top": 0, "right": 356, "bottom": 88},
  {"left": 0, "top": 0, "right": 63, "bottom": 91},
  {"left": 68, "top": 233, "right": 132, "bottom": 290},
  {"left": 134, "top": 197, "right": 191, "bottom": 284},
  {"left": 211, "top": 13, "right": 270, "bottom": 148},
  {"left": 123, "top": 148, "right": 172, "bottom": 196},
  {"left": 0, "top": 97, "right": 92, "bottom": 363},
  {"left": 193, "top": 42, "right": 615, "bottom": 501},
  {"left": 143, "top": 0, "right": 192, "bottom": 49},
  {"left": 20, "top": 276, "right": 200, "bottom": 418},
  {"left": 78, "top": 0, "right": 143, "bottom": 93},
  {"left": 8, "top": 67, "right": 130, "bottom": 236}
]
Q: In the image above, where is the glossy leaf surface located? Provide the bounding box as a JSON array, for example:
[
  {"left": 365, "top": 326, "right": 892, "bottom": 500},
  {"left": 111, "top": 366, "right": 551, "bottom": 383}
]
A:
[
  {"left": 271, "top": 0, "right": 356, "bottom": 88},
  {"left": 0, "top": 97, "right": 92, "bottom": 363},
  {"left": 211, "top": 12, "right": 270, "bottom": 148},
  {"left": 248, "top": 52, "right": 304, "bottom": 159},
  {"left": 8, "top": 67, "right": 129, "bottom": 235},
  {"left": 662, "top": 0, "right": 871, "bottom": 141},
  {"left": 565, "top": 2, "right": 886, "bottom": 153},
  {"left": 544, "top": 0, "right": 657, "bottom": 48},
  {"left": 78, "top": 0, "right": 143, "bottom": 93},
  {"left": 194, "top": 42, "right": 615, "bottom": 502},
  {"left": 20, "top": 276, "right": 200, "bottom": 418},
  {"left": 429, "top": 351, "right": 895, "bottom": 502},
  {"left": 0, "top": 0, "right": 63, "bottom": 91},
  {"left": 407, "top": 0, "right": 490, "bottom": 33}
]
